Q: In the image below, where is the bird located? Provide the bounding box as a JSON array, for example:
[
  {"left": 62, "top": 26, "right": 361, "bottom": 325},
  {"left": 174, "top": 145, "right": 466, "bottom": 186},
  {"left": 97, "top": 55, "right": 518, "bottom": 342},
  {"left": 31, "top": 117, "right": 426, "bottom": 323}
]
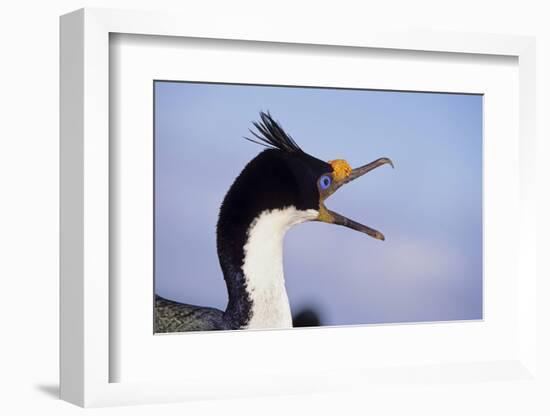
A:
[{"left": 154, "top": 111, "right": 393, "bottom": 333}]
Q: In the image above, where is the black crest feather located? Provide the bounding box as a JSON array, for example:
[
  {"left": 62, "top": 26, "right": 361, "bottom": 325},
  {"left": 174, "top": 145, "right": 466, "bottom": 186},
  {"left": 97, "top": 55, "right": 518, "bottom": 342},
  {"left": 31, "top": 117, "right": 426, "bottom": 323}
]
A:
[{"left": 244, "top": 111, "right": 303, "bottom": 153}]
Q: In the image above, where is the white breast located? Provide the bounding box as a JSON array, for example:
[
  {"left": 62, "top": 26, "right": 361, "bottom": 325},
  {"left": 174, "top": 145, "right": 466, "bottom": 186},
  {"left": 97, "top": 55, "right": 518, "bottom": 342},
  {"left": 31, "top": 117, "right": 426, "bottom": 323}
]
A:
[{"left": 241, "top": 206, "right": 318, "bottom": 329}]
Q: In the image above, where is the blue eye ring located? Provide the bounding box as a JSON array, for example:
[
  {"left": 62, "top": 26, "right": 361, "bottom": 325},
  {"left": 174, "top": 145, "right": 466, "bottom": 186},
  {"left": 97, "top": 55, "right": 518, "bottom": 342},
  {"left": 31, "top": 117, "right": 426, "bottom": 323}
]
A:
[{"left": 319, "top": 174, "right": 332, "bottom": 190}]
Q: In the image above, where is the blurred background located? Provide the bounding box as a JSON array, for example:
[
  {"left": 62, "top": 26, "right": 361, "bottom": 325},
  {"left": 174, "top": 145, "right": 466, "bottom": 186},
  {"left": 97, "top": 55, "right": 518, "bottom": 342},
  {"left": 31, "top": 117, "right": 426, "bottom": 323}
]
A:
[{"left": 154, "top": 81, "right": 483, "bottom": 326}]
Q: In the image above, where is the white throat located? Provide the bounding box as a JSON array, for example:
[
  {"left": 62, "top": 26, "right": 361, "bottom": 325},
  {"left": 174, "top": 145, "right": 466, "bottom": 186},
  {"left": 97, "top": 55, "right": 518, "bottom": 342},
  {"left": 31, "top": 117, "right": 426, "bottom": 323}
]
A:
[{"left": 241, "top": 206, "right": 318, "bottom": 329}]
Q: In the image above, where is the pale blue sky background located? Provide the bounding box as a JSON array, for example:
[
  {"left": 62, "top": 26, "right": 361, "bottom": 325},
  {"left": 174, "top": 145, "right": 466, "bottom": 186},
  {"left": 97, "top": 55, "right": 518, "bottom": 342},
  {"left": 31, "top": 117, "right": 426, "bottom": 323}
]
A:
[{"left": 154, "top": 81, "right": 483, "bottom": 326}]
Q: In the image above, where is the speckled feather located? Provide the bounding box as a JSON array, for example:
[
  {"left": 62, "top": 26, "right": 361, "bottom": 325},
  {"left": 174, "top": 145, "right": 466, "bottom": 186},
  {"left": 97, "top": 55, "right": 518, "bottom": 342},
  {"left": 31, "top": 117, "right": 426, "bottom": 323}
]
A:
[{"left": 154, "top": 295, "right": 229, "bottom": 332}]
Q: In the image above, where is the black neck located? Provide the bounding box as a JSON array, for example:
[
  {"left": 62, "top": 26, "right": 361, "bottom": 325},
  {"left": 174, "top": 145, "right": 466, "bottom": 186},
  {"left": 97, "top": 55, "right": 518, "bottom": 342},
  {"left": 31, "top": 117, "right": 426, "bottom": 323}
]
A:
[{"left": 217, "top": 225, "right": 253, "bottom": 329}]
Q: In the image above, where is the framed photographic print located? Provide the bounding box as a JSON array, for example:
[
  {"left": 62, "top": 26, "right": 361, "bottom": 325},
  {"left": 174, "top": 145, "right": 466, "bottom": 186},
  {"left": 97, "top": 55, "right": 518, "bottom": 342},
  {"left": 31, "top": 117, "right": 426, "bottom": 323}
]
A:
[
  {"left": 60, "top": 8, "right": 538, "bottom": 407},
  {"left": 152, "top": 83, "right": 482, "bottom": 333}
]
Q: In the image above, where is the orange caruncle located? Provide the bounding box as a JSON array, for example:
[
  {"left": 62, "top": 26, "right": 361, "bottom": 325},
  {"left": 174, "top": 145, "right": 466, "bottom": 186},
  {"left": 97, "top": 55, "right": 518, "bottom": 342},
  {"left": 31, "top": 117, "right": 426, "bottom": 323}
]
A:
[{"left": 328, "top": 159, "right": 352, "bottom": 181}]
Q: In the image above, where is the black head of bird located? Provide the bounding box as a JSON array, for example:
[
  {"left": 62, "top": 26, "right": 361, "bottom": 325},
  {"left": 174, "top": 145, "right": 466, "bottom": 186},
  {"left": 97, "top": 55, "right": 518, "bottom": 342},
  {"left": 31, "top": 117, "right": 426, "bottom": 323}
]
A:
[
  {"left": 223, "top": 111, "right": 393, "bottom": 240},
  {"left": 154, "top": 111, "right": 393, "bottom": 333}
]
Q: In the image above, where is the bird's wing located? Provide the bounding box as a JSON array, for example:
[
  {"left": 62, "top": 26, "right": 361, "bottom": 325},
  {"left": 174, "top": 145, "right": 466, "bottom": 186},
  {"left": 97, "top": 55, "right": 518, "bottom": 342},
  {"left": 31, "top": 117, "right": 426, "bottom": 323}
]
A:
[{"left": 154, "top": 295, "right": 226, "bottom": 333}]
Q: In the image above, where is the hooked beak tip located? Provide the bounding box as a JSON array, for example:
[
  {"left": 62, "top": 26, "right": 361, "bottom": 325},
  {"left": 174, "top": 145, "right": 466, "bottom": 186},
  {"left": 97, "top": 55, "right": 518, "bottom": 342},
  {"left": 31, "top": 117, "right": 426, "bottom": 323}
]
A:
[{"left": 378, "top": 157, "right": 394, "bottom": 170}]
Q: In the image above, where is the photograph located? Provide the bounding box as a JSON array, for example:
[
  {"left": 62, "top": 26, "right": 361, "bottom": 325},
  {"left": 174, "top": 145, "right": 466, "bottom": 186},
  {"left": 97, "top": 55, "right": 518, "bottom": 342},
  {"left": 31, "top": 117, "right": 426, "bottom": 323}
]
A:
[{"left": 153, "top": 81, "right": 483, "bottom": 333}]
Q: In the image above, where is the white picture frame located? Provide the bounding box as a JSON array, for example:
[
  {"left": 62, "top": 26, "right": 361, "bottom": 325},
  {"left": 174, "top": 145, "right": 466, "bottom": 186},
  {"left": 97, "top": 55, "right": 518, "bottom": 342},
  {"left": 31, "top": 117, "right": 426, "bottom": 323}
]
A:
[{"left": 60, "top": 7, "right": 538, "bottom": 407}]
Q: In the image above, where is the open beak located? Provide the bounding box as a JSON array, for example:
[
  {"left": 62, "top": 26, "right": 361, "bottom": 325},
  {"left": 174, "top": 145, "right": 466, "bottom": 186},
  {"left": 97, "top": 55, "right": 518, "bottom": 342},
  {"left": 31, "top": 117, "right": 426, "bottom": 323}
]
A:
[{"left": 317, "top": 157, "right": 394, "bottom": 241}]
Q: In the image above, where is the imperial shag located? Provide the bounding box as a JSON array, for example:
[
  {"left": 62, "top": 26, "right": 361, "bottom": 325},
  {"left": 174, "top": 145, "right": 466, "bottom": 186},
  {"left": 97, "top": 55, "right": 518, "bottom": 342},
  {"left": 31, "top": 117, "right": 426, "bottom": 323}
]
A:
[{"left": 155, "top": 112, "right": 393, "bottom": 332}]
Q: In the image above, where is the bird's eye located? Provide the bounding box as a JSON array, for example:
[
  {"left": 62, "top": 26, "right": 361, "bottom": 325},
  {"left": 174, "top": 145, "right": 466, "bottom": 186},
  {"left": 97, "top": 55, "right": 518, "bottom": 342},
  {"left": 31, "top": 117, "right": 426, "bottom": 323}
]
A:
[{"left": 319, "top": 175, "right": 332, "bottom": 190}]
